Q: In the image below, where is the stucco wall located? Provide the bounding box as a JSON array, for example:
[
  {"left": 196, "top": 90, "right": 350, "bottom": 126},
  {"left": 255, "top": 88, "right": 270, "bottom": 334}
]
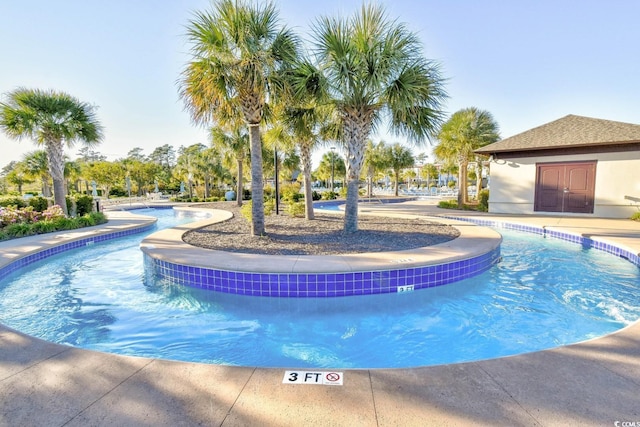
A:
[{"left": 488, "top": 151, "right": 640, "bottom": 218}]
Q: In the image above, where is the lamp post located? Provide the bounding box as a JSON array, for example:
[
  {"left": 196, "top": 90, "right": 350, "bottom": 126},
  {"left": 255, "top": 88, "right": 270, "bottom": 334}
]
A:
[{"left": 330, "top": 146, "right": 336, "bottom": 192}]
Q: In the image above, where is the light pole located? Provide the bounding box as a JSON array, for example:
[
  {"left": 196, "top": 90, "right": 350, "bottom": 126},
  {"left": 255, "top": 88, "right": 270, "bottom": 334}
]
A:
[{"left": 330, "top": 146, "right": 336, "bottom": 193}]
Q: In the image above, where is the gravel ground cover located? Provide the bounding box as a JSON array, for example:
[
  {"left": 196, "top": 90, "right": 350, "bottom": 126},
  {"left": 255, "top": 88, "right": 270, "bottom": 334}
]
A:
[{"left": 182, "top": 202, "right": 460, "bottom": 255}]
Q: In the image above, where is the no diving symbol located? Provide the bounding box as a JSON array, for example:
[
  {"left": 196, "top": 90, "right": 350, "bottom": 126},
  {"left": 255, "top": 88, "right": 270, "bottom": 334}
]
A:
[
  {"left": 282, "top": 370, "right": 343, "bottom": 385},
  {"left": 325, "top": 372, "right": 340, "bottom": 383}
]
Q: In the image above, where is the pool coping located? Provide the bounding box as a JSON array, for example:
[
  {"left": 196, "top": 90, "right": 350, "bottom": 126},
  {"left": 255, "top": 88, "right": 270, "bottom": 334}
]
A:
[
  {"left": 1, "top": 200, "right": 640, "bottom": 425},
  {"left": 0, "top": 210, "right": 158, "bottom": 277}
]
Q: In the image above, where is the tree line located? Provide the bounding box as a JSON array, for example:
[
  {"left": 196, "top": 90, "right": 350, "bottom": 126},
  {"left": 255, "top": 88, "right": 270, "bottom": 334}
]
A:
[{"left": 0, "top": 0, "right": 500, "bottom": 233}]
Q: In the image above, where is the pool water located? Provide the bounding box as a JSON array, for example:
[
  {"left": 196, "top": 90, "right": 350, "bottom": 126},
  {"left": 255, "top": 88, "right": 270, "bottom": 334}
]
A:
[{"left": 0, "top": 208, "right": 639, "bottom": 368}]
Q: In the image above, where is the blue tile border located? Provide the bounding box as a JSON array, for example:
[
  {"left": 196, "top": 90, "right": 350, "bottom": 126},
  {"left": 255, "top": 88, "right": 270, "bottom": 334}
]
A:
[
  {"left": 144, "top": 247, "right": 502, "bottom": 298},
  {"left": 0, "top": 224, "right": 155, "bottom": 282},
  {"left": 4, "top": 212, "right": 638, "bottom": 299},
  {"left": 442, "top": 215, "right": 640, "bottom": 267}
]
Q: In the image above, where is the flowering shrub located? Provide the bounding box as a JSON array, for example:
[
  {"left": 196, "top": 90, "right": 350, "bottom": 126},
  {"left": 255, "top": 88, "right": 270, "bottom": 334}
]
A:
[
  {"left": 41, "top": 205, "right": 66, "bottom": 221},
  {"left": 0, "top": 204, "right": 64, "bottom": 230},
  {"left": 0, "top": 206, "right": 42, "bottom": 227},
  {"left": 0, "top": 206, "right": 19, "bottom": 227}
]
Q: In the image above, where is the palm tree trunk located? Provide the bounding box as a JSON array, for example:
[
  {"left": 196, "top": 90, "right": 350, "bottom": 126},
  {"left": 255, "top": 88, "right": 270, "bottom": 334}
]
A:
[
  {"left": 343, "top": 114, "right": 370, "bottom": 233},
  {"left": 475, "top": 160, "right": 483, "bottom": 200},
  {"left": 236, "top": 158, "right": 243, "bottom": 207},
  {"left": 248, "top": 123, "right": 265, "bottom": 236},
  {"left": 46, "top": 139, "right": 68, "bottom": 216},
  {"left": 394, "top": 171, "right": 400, "bottom": 196},
  {"left": 344, "top": 140, "right": 365, "bottom": 233},
  {"left": 299, "top": 143, "right": 314, "bottom": 220},
  {"left": 457, "top": 160, "right": 468, "bottom": 206}
]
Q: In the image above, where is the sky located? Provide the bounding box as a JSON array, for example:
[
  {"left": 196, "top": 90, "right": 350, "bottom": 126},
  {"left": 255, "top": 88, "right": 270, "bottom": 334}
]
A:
[{"left": 1, "top": 0, "right": 639, "bottom": 170}]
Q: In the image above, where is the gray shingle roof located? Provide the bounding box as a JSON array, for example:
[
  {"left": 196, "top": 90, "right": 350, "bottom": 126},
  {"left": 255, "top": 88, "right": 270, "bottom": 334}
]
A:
[{"left": 475, "top": 114, "right": 640, "bottom": 154}]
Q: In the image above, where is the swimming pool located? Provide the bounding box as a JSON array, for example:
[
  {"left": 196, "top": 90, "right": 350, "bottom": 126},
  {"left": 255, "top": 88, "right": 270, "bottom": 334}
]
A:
[{"left": 0, "top": 208, "right": 638, "bottom": 368}]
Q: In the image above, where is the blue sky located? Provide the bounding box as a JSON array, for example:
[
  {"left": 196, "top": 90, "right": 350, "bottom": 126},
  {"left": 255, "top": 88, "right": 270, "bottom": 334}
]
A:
[{"left": 1, "top": 0, "right": 639, "bottom": 170}]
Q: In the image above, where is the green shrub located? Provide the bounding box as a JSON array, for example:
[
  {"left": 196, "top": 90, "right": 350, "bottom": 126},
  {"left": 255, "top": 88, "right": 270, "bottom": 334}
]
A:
[
  {"left": 280, "top": 183, "right": 302, "bottom": 203},
  {"left": 263, "top": 187, "right": 274, "bottom": 199},
  {"left": 4, "top": 223, "right": 34, "bottom": 238},
  {"left": 77, "top": 214, "right": 96, "bottom": 227},
  {"left": 264, "top": 199, "right": 275, "bottom": 215},
  {"left": 287, "top": 201, "right": 306, "bottom": 218},
  {"left": 438, "top": 200, "right": 459, "bottom": 209},
  {"left": 312, "top": 190, "right": 322, "bottom": 201},
  {"left": 90, "top": 212, "right": 107, "bottom": 225},
  {"left": 52, "top": 216, "right": 78, "bottom": 230},
  {"left": 321, "top": 191, "right": 338, "bottom": 200},
  {"left": 31, "top": 220, "right": 57, "bottom": 234},
  {"left": 75, "top": 195, "right": 94, "bottom": 216},
  {"left": 438, "top": 200, "right": 479, "bottom": 211},
  {"left": 478, "top": 189, "right": 489, "bottom": 212},
  {"left": 240, "top": 200, "right": 252, "bottom": 221},
  {"left": 28, "top": 196, "right": 50, "bottom": 212},
  {"left": 208, "top": 188, "right": 226, "bottom": 199},
  {"left": 109, "top": 186, "right": 127, "bottom": 197},
  {"left": 0, "top": 230, "right": 9, "bottom": 241},
  {"left": 0, "top": 197, "right": 27, "bottom": 209},
  {"left": 631, "top": 212, "right": 640, "bottom": 221}
]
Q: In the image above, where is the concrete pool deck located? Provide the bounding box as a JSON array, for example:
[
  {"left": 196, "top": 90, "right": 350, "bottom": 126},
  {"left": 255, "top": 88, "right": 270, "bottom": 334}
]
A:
[{"left": 1, "top": 200, "right": 640, "bottom": 426}]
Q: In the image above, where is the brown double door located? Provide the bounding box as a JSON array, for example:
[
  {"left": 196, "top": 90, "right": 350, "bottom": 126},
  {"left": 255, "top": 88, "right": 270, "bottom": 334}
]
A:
[{"left": 534, "top": 161, "right": 596, "bottom": 213}]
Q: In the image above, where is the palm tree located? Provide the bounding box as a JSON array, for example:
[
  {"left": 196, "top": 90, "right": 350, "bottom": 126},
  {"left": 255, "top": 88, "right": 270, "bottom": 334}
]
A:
[
  {"left": 4, "top": 162, "right": 33, "bottom": 194},
  {"left": 271, "top": 103, "right": 330, "bottom": 220},
  {"left": 301, "top": 4, "right": 447, "bottom": 232},
  {"left": 64, "top": 158, "right": 82, "bottom": 195},
  {"left": 211, "top": 125, "right": 250, "bottom": 206},
  {"left": 196, "top": 146, "right": 229, "bottom": 199},
  {"left": 179, "top": 0, "right": 300, "bottom": 236},
  {"left": 385, "top": 143, "right": 415, "bottom": 196},
  {"left": 0, "top": 88, "right": 103, "bottom": 215},
  {"left": 363, "top": 140, "right": 388, "bottom": 198},
  {"left": 23, "top": 150, "right": 52, "bottom": 197},
  {"left": 435, "top": 107, "right": 500, "bottom": 205}
]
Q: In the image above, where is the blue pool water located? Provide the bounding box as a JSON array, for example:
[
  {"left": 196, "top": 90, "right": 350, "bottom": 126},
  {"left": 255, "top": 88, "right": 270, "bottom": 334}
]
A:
[{"left": 0, "top": 208, "right": 639, "bottom": 368}]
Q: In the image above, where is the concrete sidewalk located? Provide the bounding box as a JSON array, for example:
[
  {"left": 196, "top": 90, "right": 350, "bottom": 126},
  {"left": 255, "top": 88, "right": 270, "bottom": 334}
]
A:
[{"left": 1, "top": 202, "right": 639, "bottom": 426}]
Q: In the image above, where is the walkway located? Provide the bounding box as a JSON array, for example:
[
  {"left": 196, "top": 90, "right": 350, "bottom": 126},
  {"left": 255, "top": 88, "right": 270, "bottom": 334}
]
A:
[{"left": 1, "top": 201, "right": 639, "bottom": 426}]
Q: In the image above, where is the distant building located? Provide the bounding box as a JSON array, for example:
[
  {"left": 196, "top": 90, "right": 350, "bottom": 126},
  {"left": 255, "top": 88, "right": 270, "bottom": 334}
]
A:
[{"left": 476, "top": 115, "right": 640, "bottom": 218}]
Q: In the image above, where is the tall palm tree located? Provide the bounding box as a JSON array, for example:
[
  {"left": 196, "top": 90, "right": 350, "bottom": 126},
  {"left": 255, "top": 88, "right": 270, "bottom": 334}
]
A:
[
  {"left": 268, "top": 102, "right": 330, "bottom": 220},
  {"left": 0, "top": 88, "right": 103, "bottom": 215},
  {"left": 299, "top": 4, "right": 446, "bottom": 232},
  {"left": 435, "top": 107, "right": 500, "bottom": 205},
  {"left": 211, "top": 125, "right": 250, "bottom": 206},
  {"left": 179, "top": 0, "right": 300, "bottom": 236}
]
